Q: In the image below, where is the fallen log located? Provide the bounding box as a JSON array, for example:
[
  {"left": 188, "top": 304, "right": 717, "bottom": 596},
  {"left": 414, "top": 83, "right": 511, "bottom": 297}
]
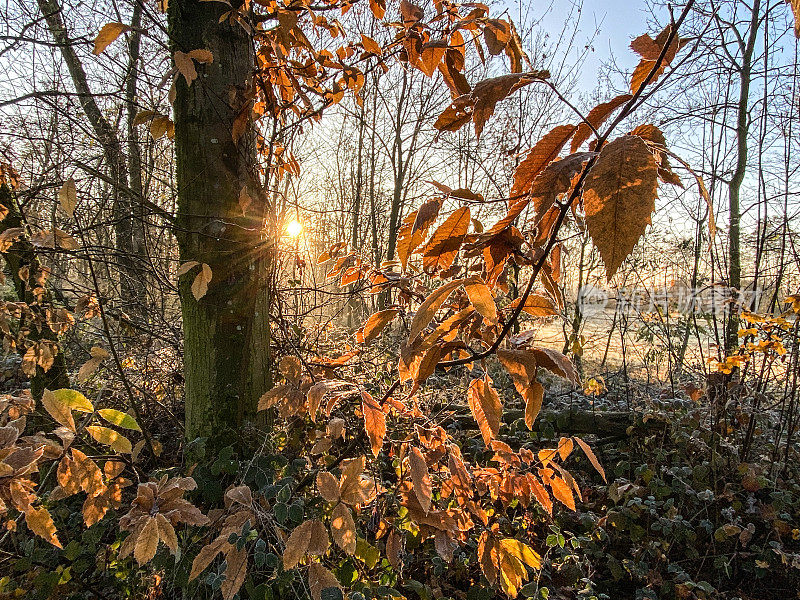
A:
[{"left": 446, "top": 408, "right": 667, "bottom": 438}]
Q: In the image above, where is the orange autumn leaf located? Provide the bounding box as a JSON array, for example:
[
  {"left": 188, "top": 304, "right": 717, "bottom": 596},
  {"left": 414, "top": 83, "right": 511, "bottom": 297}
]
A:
[{"left": 361, "top": 391, "right": 386, "bottom": 457}]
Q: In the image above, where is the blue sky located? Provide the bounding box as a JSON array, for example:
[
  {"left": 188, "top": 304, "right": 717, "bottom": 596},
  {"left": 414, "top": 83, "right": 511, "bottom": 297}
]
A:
[{"left": 536, "top": 0, "right": 651, "bottom": 91}]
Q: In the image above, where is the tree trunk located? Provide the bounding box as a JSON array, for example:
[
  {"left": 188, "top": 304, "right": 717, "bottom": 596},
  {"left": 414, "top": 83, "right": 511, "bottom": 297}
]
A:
[
  {"left": 37, "top": 0, "right": 146, "bottom": 316},
  {"left": 168, "top": 0, "right": 271, "bottom": 446},
  {"left": 0, "top": 184, "right": 70, "bottom": 398},
  {"left": 125, "top": 1, "right": 148, "bottom": 310},
  {"left": 724, "top": 0, "right": 760, "bottom": 352},
  {"left": 385, "top": 71, "right": 409, "bottom": 263}
]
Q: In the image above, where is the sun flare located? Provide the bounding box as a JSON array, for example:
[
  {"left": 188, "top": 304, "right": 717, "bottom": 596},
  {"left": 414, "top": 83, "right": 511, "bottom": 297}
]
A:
[{"left": 286, "top": 219, "right": 303, "bottom": 238}]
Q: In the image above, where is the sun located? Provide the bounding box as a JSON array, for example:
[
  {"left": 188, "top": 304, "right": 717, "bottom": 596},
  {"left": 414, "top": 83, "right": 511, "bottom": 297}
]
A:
[{"left": 286, "top": 219, "right": 303, "bottom": 238}]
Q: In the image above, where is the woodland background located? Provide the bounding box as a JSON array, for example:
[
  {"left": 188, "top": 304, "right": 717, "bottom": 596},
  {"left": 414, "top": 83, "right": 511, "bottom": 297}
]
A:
[{"left": 0, "top": 0, "right": 799, "bottom": 599}]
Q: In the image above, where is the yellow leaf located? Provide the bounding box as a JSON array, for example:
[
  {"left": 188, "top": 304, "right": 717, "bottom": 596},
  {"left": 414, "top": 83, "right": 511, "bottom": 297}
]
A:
[
  {"left": 51, "top": 389, "right": 94, "bottom": 412},
  {"left": 498, "top": 552, "right": 525, "bottom": 597},
  {"left": 499, "top": 538, "right": 541, "bottom": 569},
  {"left": 41, "top": 388, "right": 75, "bottom": 432},
  {"left": 86, "top": 426, "right": 132, "bottom": 453},
  {"left": 330, "top": 503, "right": 356, "bottom": 555},
  {"left": 25, "top": 507, "right": 61, "bottom": 548},
  {"left": 557, "top": 437, "right": 574, "bottom": 461},
  {"left": 134, "top": 517, "right": 159, "bottom": 565},
  {"left": 98, "top": 409, "right": 141, "bottom": 431},
  {"left": 93, "top": 22, "right": 130, "bottom": 55}
]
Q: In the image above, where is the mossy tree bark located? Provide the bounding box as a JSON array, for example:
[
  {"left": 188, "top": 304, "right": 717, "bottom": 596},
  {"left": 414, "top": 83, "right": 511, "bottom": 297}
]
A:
[{"left": 168, "top": 0, "right": 271, "bottom": 446}]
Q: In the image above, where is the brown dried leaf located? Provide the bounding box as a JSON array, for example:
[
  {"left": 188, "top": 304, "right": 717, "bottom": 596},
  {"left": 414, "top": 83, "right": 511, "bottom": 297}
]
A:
[
  {"left": 174, "top": 51, "right": 200, "bottom": 85},
  {"left": 338, "top": 456, "right": 365, "bottom": 505},
  {"left": 512, "top": 125, "right": 577, "bottom": 197},
  {"left": 308, "top": 562, "right": 343, "bottom": 600},
  {"left": 307, "top": 519, "right": 330, "bottom": 555},
  {"left": 156, "top": 513, "right": 178, "bottom": 553},
  {"left": 571, "top": 94, "right": 632, "bottom": 152},
  {"left": 283, "top": 519, "right": 313, "bottom": 569},
  {"left": 220, "top": 546, "right": 247, "bottom": 600},
  {"left": 41, "top": 388, "right": 75, "bottom": 432},
  {"left": 421, "top": 207, "right": 470, "bottom": 274},
  {"left": 790, "top": 0, "right": 800, "bottom": 37},
  {"left": 189, "top": 537, "right": 228, "bottom": 581},
  {"left": 409, "top": 446, "right": 432, "bottom": 514},
  {"left": 369, "top": 0, "right": 386, "bottom": 20},
  {"left": 496, "top": 349, "right": 544, "bottom": 429},
  {"left": 464, "top": 277, "right": 497, "bottom": 324},
  {"left": 358, "top": 309, "right": 400, "bottom": 345},
  {"left": 135, "top": 517, "right": 159, "bottom": 564},
  {"left": 471, "top": 72, "right": 549, "bottom": 138},
  {"left": 362, "top": 391, "right": 385, "bottom": 457},
  {"left": 509, "top": 293, "right": 557, "bottom": 317},
  {"left": 574, "top": 436, "right": 606, "bottom": 482},
  {"left": 528, "top": 474, "right": 552, "bottom": 515},
  {"left": 408, "top": 278, "right": 467, "bottom": 342},
  {"left": 331, "top": 503, "right": 357, "bottom": 555},
  {"left": 529, "top": 347, "right": 579, "bottom": 385},
  {"left": 549, "top": 475, "right": 575, "bottom": 510},
  {"left": 468, "top": 377, "right": 502, "bottom": 446},
  {"left": 386, "top": 530, "right": 403, "bottom": 571},
  {"left": 191, "top": 263, "right": 213, "bottom": 300},
  {"left": 583, "top": 135, "right": 659, "bottom": 280},
  {"left": 58, "top": 178, "right": 77, "bottom": 217}
]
